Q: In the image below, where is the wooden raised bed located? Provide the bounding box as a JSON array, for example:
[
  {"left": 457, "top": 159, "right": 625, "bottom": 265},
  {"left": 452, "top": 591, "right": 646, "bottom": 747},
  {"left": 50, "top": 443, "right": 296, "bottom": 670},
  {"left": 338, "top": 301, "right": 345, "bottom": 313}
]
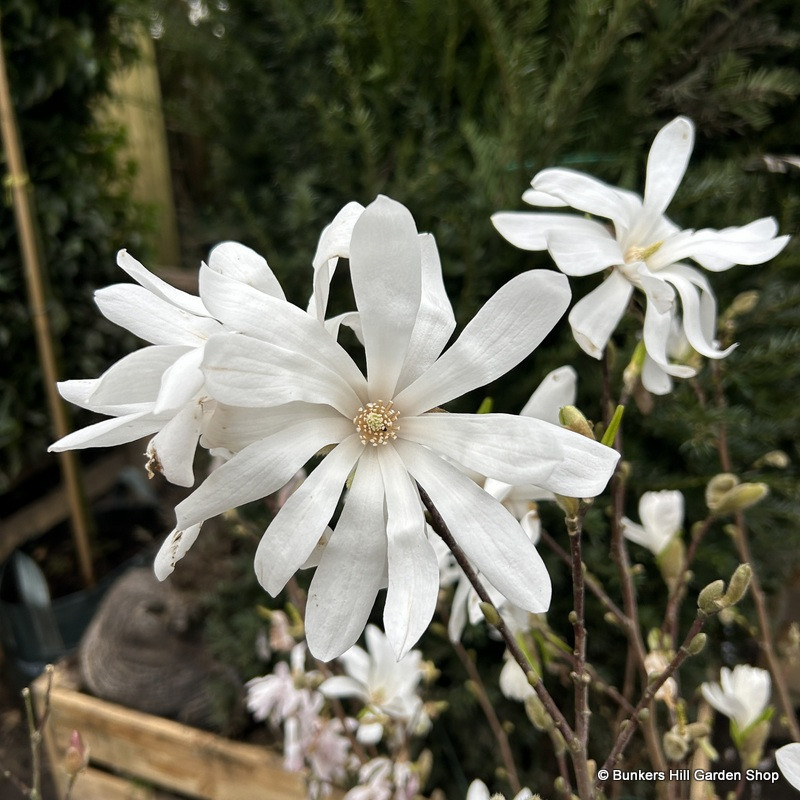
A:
[{"left": 32, "top": 662, "right": 311, "bottom": 800}]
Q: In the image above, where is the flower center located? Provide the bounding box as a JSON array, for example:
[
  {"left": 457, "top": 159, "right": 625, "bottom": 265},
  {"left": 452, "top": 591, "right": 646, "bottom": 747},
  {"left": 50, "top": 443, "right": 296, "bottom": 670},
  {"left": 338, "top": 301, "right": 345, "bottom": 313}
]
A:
[
  {"left": 624, "top": 240, "right": 663, "bottom": 265},
  {"left": 353, "top": 400, "right": 400, "bottom": 446}
]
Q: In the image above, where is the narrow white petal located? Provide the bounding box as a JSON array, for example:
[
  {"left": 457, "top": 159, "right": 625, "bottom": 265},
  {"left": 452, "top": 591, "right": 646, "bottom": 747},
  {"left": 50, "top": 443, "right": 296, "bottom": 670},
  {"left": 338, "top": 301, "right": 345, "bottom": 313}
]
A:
[
  {"left": 175, "top": 415, "right": 352, "bottom": 529},
  {"left": 202, "top": 333, "right": 363, "bottom": 416},
  {"left": 337, "top": 643, "right": 371, "bottom": 685},
  {"left": 400, "top": 413, "right": 560, "bottom": 487},
  {"left": 567, "top": 271, "right": 633, "bottom": 359},
  {"left": 48, "top": 412, "right": 162, "bottom": 451},
  {"left": 324, "top": 312, "right": 362, "bottom": 344},
  {"left": 532, "top": 168, "right": 636, "bottom": 231},
  {"left": 522, "top": 188, "right": 568, "bottom": 207},
  {"left": 395, "top": 270, "right": 570, "bottom": 416},
  {"left": 395, "top": 234, "right": 456, "bottom": 390},
  {"left": 305, "top": 449, "right": 387, "bottom": 661},
  {"left": 256, "top": 435, "right": 364, "bottom": 595},
  {"left": 547, "top": 228, "right": 624, "bottom": 276},
  {"left": 620, "top": 517, "right": 660, "bottom": 554},
  {"left": 154, "top": 523, "right": 202, "bottom": 580},
  {"left": 95, "top": 284, "right": 221, "bottom": 345},
  {"left": 201, "top": 402, "right": 342, "bottom": 453},
  {"left": 154, "top": 347, "right": 205, "bottom": 413},
  {"left": 447, "top": 575, "right": 472, "bottom": 642},
  {"left": 659, "top": 229, "right": 789, "bottom": 271},
  {"left": 88, "top": 345, "right": 190, "bottom": 406},
  {"left": 639, "top": 491, "right": 684, "bottom": 543},
  {"left": 146, "top": 402, "right": 204, "bottom": 487},
  {"left": 396, "top": 439, "right": 552, "bottom": 614},
  {"left": 378, "top": 446, "right": 439, "bottom": 659},
  {"left": 318, "top": 675, "right": 368, "bottom": 701},
  {"left": 641, "top": 117, "right": 694, "bottom": 221},
  {"left": 531, "top": 425, "right": 619, "bottom": 497},
  {"left": 117, "top": 250, "right": 209, "bottom": 316},
  {"left": 350, "top": 196, "right": 422, "bottom": 399},
  {"left": 199, "top": 267, "right": 367, "bottom": 396},
  {"left": 519, "top": 366, "right": 577, "bottom": 423},
  {"left": 207, "top": 241, "right": 285, "bottom": 298},
  {"left": 640, "top": 355, "right": 675, "bottom": 396},
  {"left": 491, "top": 212, "right": 606, "bottom": 252},
  {"left": 642, "top": 303, "right": 695, "bottom": 378},
  {"left": 308, "top": 201, "right": 365, "bottom": 321},
  {"left": 776, "top": 744, "right": 800, "bottom": 790}
]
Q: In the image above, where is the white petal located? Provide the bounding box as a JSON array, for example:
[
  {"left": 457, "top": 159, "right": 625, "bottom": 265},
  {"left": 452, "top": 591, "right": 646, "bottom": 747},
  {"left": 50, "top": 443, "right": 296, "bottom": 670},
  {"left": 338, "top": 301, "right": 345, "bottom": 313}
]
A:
[
  {"left": 318, "top": 675, "right": 368, "bottom": 701},
  {"left": 400, "top": 413, "right": 559, "bottom": 487},
  {"left": 337, "top": 643, "right": 371, "bottom": 685},
  {"left": 620, "top": 517, "right": 660, "bottom": 554},
  {"left": 491, "top": 212, "right": 606, "bottom": 252},
  {"left": 89, "top": 345, "right": 190, "bottom": 406},
  {"left": 776, "top": 744, "right": 800, "bottom": 790},
  {"left": 466, "top": 780, "right": 491, "bottom": 800},
  {"left": 642, "top": 303, "right": 695, "bottom": 378},
  {"left": 639, "top": 490, "right": 684, "bottom": 543},
  {"left": 532, "top": 168, "right": 636, "bottom": 232},
  {"left": 547, "top": 227, "right": 624, "bottom": 276},
  {"left": 395, "top": 270, "right": 570, "bottom": 416},
  {"left": 396, "top": 439, "right": 552, "bottom": 614},
  {"left": 308, "top": 201, "right": 365, "bottom": 320},
  {"left": 447, "top": 575, "right": 472, "bottom": 642},
  {"left": 499, "top": 656, "right": 535, "bottom": 701},
  {"left": 154, "top": 347, "right": 205, "bottom": 413},
  {"left": 349, "top": 196, "right": 422, "bottom": 399},
  {"left": 305, "top": 449, "right": 387, "bottom": 661},
  {"left": 117, "top": 250, "right": 209, "bottom": 316},
  {"left": 95, "top": 284, "right": 221, "bottom": 345},
  {"left": 146, "top": 402, "right": 204, "bottom": 487},
  {"left": 175, "top": 415, "right": 353, "bottom": 529},
  {"left": 640, "top": 355, "right": 674, "bottom": 396},
  {"left": 657, "top": 229, "right": 789, "bottom": 271},
  {"left": 522, "top": 188, "right": 568, "bottom": 207},
  {"left": 378, "top": 446, "right": 439, "bottom": 659},
  {"left": 207, "top": 241, "right": 285, "bottom": 298},
  {"left": 519, "top": 366, "right": 577, "bottom": 423},
  {"left": 567, "top": 271, "right": 633, "bottom": 359},
  {"left": 201, "top": 402, "right": 342, "bottom": 453},
  {"left": 324, "top": 311, "right": 362, "bottom": 343},
  {"left": 58, "top": 380, "right": 151, "bottom": 416},
  {"left": 701, "top": 681, "right": 740, "bottom": 721},
  {"left": 202, "top": 333, "right": 363, "bottom": 416},
  {"left": 639, "top": 117, "right": 694, "bottom": 226},
  {"left": 48, "top": 412, "right": 163, "bottom": 451},
  {"left": 199, "top": 266, "right": 368, "bottom": 395},
  {"left": 395, "top": 234, "right": 456, "bottom": 390},
  {"left": 154, "top": 523, "right": 202, "bottom": 580},
  {"left": 256, "top": 435, "right": 364, "bottom": 595}
]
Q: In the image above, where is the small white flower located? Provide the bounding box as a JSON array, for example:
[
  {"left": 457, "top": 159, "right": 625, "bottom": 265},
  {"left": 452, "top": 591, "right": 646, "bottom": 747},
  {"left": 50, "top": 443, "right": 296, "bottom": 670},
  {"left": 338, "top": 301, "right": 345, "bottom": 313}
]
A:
[
  {"left": 776, "top": 743, "right": 800, "bottom": 791},
  {"left": 499, "top": 653, "right": 535, "bottom": 702},
  {"left": 245, "top": 643, "right": 314, "bottom": 725},
  {"left": 169, "top": 195, "right": 619, "bottom": 660},
  {"left": 320, "top": 625, "right": 428, "bottom": 745},
  {"left": 493, "top": 116, "right": 789, "bottom": 391},
  {"left": 466, "top": 779, "right": 533, "bottom": 800},
  {"left": 621, "top": 490, "right": 684, "bottom": 555},
  {"left": 701, "top": 664, "right": 771, "bottom": 731}
]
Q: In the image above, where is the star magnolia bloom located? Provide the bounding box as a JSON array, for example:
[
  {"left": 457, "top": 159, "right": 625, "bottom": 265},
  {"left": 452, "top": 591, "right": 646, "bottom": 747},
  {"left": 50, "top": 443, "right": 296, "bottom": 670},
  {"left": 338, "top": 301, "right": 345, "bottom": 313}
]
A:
[
  {"left": 776, "top": 743, "right": 800, "bottom": 791},
  {"left": 48, "top": 244, "right": 285, "bottom": 486},
  {"left": 163, "top": 195, "right": 619, "bottom": 661},
  {"left": 466, "top": 780, "right": 533, "bottom": 800},
  {"left": 621, "top": 490, "right": 684, "bottom": 555},
  {"left": 320, "top": 624, "right": 428, "bottom": 745},
  {"left": 492, "top": 116, "right": 789, "bottom": 393},
  {"left": 701, "top": 664, "right": 771, "bottom": 731}
]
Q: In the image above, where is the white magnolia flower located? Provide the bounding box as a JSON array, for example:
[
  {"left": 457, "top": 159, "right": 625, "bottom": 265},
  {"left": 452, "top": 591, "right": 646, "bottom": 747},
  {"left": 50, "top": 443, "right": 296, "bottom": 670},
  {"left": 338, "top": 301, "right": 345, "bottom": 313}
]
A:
[
  {"left": 621, "top": 490, "right": 684, "bottom": 555},
  {"left": 345, "top": 757, "right": 419, "bottom": 800},
  {"left": 320, "top": 624, "right": 428, "bottom": 745},
  {"left": 467, "top": 779, "right": 533, "bottom": 800},
  {"left": 701, "top": 665, "right": 771, "bottom": 731},
  {"left": 246, "top": 643, "right": 315, "bottom": 725},
  {"left": 166, "top": 195, "right": 619, "bottom": 660},
  {"left": 776, "top": 743, "right": 800, "bottom": 791},
  {"left": 492, "top": 116, "right": 789, "bottom": 393}
]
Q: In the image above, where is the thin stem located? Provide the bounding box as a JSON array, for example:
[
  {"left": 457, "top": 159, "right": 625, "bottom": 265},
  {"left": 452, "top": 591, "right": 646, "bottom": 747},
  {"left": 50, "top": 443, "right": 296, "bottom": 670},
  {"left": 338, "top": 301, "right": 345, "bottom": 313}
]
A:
[
  {"left": 596, "top": 616, "right": 706, "bottom": 793},
  {"left": 416, "top": 484, "right": 591, "bottom": 795},
  {"left": 711, "top": 362, "right": 800, "bottom": 741}
]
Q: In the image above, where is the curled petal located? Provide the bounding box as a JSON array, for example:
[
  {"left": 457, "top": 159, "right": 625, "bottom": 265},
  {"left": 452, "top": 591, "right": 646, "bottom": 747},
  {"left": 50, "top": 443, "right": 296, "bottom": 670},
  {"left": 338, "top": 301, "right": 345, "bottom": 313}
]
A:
[
  {"left": 567, "top": 271, "right": 633, "bottom": 359},
  {"left": 154, "top": 523, "right": 202, "bottom": 580}
]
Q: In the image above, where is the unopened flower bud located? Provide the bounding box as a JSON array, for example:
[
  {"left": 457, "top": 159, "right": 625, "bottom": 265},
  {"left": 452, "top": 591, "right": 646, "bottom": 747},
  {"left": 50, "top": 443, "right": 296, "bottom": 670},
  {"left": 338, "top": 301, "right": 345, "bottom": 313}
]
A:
[
  {"left": 722, "top": 563, "right": 752, "bottom": 607},
  {"left": 738, "top": 718, "right": 770, "bottom": 769},
  {"left": 479, "top": 601, "right": 502, "bottom": 627},
  {"left": 706, "top": 473, "right": 739, "bottom": 510},
  {"left": 754, "top": 450, "right": 790, "bottom": 469},
  {"left": 715, "top": 483, "right": 769, "bottom": 515},
  {"left": 63, "top": 730, "right": 89, "bottom": 777},
  {"left": 698, "top": 580, "right": 726, "bottom": 615},
  {"left": 559, "top": 406, "right": 596, "bottom": 440},
  {"left": 663, "top": 729, "right": 690, "bottom": 761},
  {"left": 686, "top": 633, "right": 707, "bottom": 655},
  {"left": 656, "top": 536, "right": 685, "bottom": 590},
  {"left": 728, "top": 291, "right": 759, "bottom": 318}
]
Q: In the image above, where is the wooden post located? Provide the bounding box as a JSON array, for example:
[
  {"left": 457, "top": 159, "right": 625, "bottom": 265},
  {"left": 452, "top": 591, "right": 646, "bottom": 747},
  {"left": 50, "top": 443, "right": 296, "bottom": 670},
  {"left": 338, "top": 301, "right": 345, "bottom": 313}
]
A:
[{"left": 0, "top": 15, "right": 95, "bottom": 586}]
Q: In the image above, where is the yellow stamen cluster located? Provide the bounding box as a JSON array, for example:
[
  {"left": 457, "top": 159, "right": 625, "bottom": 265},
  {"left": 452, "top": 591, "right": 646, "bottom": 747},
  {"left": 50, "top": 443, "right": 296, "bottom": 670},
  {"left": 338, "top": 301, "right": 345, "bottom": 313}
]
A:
[
  {"left": 353, "top": 400, "right": 400, "bottom": 446},
  {"left": 624, "top": 240, "right": 664, "bottom": 264}
]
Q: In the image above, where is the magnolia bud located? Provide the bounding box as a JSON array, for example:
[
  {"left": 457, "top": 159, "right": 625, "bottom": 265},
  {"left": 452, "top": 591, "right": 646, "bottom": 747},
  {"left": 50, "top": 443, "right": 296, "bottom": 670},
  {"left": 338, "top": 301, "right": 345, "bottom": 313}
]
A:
[
  {"left": 663, "top": 730, "right": 689, "bottom": 761},
  {"left": 63, "top": 730, "right": 89, "bottom": 777},
  {"left": 722, "top": 563, "right": 752, "bottom": 607},
  {"left": 479, "top": 601, "right": 502, "bottom": 627},
  {"left": 728, "top": 290, "right": 759, "bottom": 317},
  {"left": 706, "top": 474, "right": 739, "bottom": 510},
  {"left": 714, "top": 483, "right": 769, "bottom": 515},
  {"left": 559, "top": 406, "right": 596, "bottom": 440},
  {"left": 656, "top": 536, "right": 686, "bottom": 590},
  {"left": 686, "top": 632, "right": 707, "bottom": 655},
  {"left": 738, "top": 719, "right": 770, "bottom": 769},
  {"left": 697, "top": 580, "right": 726, "bottom": 615}
]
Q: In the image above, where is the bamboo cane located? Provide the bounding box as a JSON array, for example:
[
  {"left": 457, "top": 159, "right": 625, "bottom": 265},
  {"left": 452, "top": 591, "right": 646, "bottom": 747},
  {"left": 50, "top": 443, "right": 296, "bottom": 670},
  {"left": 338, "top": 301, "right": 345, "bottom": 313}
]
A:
[{"left": 0, "top": 16, "right": 95, "bottom": 587}]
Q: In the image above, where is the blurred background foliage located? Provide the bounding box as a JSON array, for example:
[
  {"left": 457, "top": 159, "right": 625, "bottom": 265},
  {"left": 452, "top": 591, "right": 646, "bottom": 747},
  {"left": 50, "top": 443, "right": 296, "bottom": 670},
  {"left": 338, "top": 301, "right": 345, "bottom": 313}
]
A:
[
  {"left": 3, "top": 0, "right": 800, "bottom": 794},
  {"left": 0, "top": 0, "right": 152, "bottom": 491}
]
